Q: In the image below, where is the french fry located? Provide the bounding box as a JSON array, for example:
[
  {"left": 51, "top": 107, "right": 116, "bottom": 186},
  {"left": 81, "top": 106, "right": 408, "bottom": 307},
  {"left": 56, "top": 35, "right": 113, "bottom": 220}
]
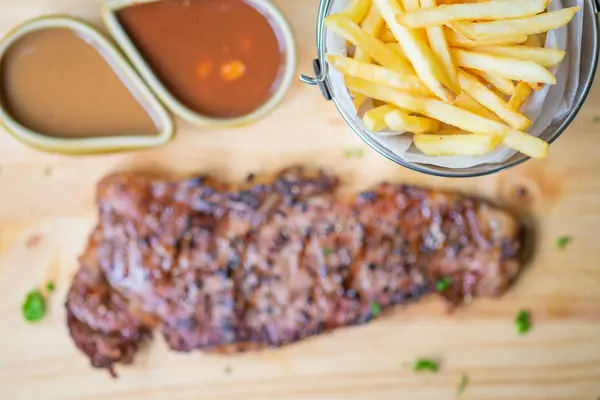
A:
[
  {"left": 374, "top": 0, "right": 460, "bottom": 102},
  {"left": 503, "top": 129, "right": 548, "bottom": 159},
  {"left": 445, "top": 27, "right": 528, "bottom": 48},
  {"left": 399, "top": 0, "right": 549, "bottom": 28},
  {"left": 345, "top": 77, "right": 549, "bottom": 158},
  {"left": 327, "top": 55, "right": 431, "bottom": 95},
  {"left": 386, "top": 43, "right": 407, "bottom": 59},
  {"left": 354, "top": 2, "right": 385, "bottom": 62},
  {"left": 474, "top": 46, "right": 566, "bottom": 67},
  {"left": 452, "top": 49, "right": 556, "bottom": 84},
  {"left": 450, "top": 7, "right": 580, "bottom": 40},
  {"left": 454, "top": 91, "right": 501, "bottom": 122},
  {"left": 380, "top": 23, "right": 429, "bottom": 44},
  {"left": 379, "top": 25, "right": 397, "bottom": 43},
  {"left": 324, "top": 16, "right": 414, "bottom": 74},
  {"left": 421, "top": 0, "right": 459, "bottom": 89},
  {"left": 468, "top": 69, "right": 514, "bottom": 96},
  {"left": 524, "top": 33, "right": 546, "bottom": 48},
  {"left": 363, "top": 104, "right": 396, "bottom": 131},
  {"left": 524, "top": 33, "right": 547, "bottom": 90},
  {"left": 437, "top": 124, "right": 465, "bottom": 135},
  {"left": 401, "top": 0, "right": 420, "bottom": 12},
  {"left": 384, "top": 109, "right": 441, "bottom": 134},
  {"left": 414, "top": 133, "right": 501, "bottom": 156},
  {"left": 337, "top": 0, "right": 372, "bottom": 24},
  {"left": 508, "top": 82, "right": 532, "bottom": 111},
  {"left": 457, "top": 70, "right": 530, "bottom": 130},
  {"left": 353, "top": 93, "right": 368, "bottom": 109}
]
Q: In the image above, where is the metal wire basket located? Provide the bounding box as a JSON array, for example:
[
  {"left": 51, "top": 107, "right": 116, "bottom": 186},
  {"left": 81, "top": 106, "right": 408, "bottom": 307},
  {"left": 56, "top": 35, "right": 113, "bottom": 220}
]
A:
[{"left": 301, "top": 0, "right": 599, "bottom": 178}]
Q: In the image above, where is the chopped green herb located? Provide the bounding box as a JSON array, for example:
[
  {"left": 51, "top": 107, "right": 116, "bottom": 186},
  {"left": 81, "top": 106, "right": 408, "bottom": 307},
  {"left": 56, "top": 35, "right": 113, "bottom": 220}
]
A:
[
  {"left": 344, "top": 148, "right": 364, "bottom": 158},
  {"left": 593, "top": 115, "right": 600, "bottom": 123},
  {"left": 22, "top": 290, "right": 46, "bottom": 322},
  {"left": 515, "top": 310, "right": 532, "bottom": 335},
  {"left": 556, "top": 235, "right": 571, "bottom": 250},
  {"left": 371, "top": 301, "right": 382, "bottom": 317},
  {"left": 457, "top": 373, "right": 469, "bottom": 396},
  {"left": 413, "top": 358, "right": 439, "bottom": 373},
  {"left": 224, "top": 366, "right": 233, "bottom": 374},
  {"left": 46, "top": 282, "right": 55, "bottom": 293},
  {"left": 43, "top": 166, "right": 52, "bottom": 177},
  {"left": 323, "top": 247, "right": 333, "bottom": 256},
  {"left": 436, "top": 277, "right": 453, "bottom": 292}
]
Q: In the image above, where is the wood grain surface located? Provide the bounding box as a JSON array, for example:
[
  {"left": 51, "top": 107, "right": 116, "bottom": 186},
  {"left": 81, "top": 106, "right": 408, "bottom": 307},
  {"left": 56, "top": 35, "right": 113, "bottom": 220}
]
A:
[{"left": 1, "top": 0, "right": 599, "bottom": 399}]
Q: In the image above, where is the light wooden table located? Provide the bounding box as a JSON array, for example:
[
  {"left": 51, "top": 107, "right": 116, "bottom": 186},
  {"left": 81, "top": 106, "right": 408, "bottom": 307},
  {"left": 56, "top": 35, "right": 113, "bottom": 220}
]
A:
[{"left": 1, "top": 0, "right": 599, "bottom": 399}]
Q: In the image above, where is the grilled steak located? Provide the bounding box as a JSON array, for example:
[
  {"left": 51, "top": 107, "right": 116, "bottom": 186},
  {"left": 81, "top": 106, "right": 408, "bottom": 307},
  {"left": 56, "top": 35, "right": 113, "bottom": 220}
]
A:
[{"left": 66, "top": 167, "right": 523, "bottom": 375}]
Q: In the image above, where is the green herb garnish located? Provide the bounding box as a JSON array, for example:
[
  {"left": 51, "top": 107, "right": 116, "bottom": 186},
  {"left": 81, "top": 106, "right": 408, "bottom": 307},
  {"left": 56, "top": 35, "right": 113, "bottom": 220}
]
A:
[
  {"left": 323, "top": 247, "right": 333, "bottom": 256},
  {"left": 457, "top": 373, "right": 469, "bottom": 396},
  {"left": 371, "top": 301, "right": 382, "bottom": 317},
  {"left": 22, "top": 290, "right": 46, "bottom": 322},
  {"left": 515, "top": 310, "right": 532, "bottom": 335},
  {"left": 413, "top": 358, "right": 439, "bottom": 373},
  {"left": 43, "top": 166, "right": 52, "bottom": 177},
  {"left": 224, "top": 366, "right": 233, "bottom": 374},
  {"left": 344, "top": 148, "right": 364, "bottom": 158},
  {"left": 46, "top": 282, "right": 55, "bottom": 293},
  {"left": 436, "top": 277, "right": 453, "bottom": 292},
  {"left": 556, "top": 236, "right": 571, "bottom": 250}
]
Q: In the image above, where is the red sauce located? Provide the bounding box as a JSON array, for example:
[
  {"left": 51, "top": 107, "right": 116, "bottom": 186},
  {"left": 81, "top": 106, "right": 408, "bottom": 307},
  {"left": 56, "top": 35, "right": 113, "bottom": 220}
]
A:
[{"left": 118, "top": 0, "right": 284, "bottom": 119}]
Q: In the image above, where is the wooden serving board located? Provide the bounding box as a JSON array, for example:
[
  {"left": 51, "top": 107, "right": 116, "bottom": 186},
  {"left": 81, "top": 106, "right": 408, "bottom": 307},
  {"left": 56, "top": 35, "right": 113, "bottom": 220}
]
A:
[{"left": 1, "top": 0, "right": 599, "bottom": 399}]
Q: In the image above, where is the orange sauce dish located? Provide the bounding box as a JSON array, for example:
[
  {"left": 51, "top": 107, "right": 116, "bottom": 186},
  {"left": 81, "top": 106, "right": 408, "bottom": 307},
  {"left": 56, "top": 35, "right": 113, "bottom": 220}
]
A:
[{"left": 117, "top": 0, "right": 286, "bottom": 119}]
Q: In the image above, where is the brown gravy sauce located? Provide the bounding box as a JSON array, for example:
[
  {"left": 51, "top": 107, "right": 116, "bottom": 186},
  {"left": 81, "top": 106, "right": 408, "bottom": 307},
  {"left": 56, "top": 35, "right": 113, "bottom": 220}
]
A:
[
  {"left": 1, "top": 28, "right": 158, "bottom": 138},
  {"left": 117, "top": 0, "right": 284, "bottom": 119}
]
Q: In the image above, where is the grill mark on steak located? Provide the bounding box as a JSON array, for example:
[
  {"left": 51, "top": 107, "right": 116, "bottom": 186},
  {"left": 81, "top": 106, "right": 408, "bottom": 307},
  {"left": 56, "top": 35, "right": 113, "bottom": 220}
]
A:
[{"left": 66, "top": 167, "right": 524, "bottom": 375}]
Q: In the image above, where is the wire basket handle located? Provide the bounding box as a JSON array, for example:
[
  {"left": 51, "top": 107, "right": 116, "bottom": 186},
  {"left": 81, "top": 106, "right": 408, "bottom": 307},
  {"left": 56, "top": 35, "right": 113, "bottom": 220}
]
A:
[{"left": 299, "top": 0, "right": 333, "bottom": 100}]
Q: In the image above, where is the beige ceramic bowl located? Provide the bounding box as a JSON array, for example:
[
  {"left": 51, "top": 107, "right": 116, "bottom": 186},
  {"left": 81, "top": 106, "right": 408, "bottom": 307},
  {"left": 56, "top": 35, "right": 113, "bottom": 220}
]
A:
[
  {"left": 0, "top": 16, "right": 174, "bottom": 154},
  {"left": 103, "top": 0, "right": 297, "bottom": 128}
]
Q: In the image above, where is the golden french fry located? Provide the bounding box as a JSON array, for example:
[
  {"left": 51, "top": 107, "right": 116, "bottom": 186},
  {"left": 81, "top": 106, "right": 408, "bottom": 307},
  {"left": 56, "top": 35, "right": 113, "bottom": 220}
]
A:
[
  {"left": 524, "top": 33, "right": 546, "bottom": 48},
  {"left": 337, "top": 0, "right": 372, "bottom": 24},
  {"left": 420, "top": 0, "right": 459, "bottom": 89},
  {"left": 380, "top": 24, "right": 429, "bottom": 44},
  {"left": 475, "top": 46, "right": 566, "bottom": 67},
  {"left": 354, "top": 2, "right": 385, "bottom": 62},
  {"left": 324, "top": 16, "right": 414, "bottom": 74},
  {"left": 454, "top": 92, "right": 501, "bottom": 122},
  {"left": 452, "top": 49, "right": 556, "bottom": 84},
  {"left": 437, "top": 124, "right": 465, "bottom": 135},
  {"left": 345, "top": 77, "right": 548, "bottom": 158},
  {"left": 414, "top": 133, "right": 501, "bottom": 156},
  {"left": 379, "top": 25, "right": 398, "bottom": 43},
  {"left": 457, "top": 70, "right": 530, "bottom": 130},
  {"left": 508, "top": 82, "right": 532, "bottom": 111},
  {"left": 503, "top": 129, "right": 548, "bottom": 159},
  {"left": 374, "top": 0, "right": 460, "bottom": 102},
  {"left": 468, "top": 69, "right": 514, "bottom": 96},
  {"left": 445, "top": 27, "right": 528, "bottom": 48},
  {"left": 353, "top": 93, "right": 369, "bottom": 109},
  {"left": 450, "top": 7, "right": 580, "bottom": 40},
  {"left": 327, "top": 55, "right": 431, "bottom": 95},
  {"left": 386, "top": 43, "right": 407, "bottom": 59},
  {"left": 399, "top": 0, "right": 549, "bottom": 28},
  {"left": 384, "top": 109, "right": 441, "bottom": 134},
  {"left": 401, "top": 0, "right": 421, "bottom": 12},
  {"left": 524, "top": 34, "right": 547, "bottom": 90},
  {"left": 363, "top": 104, "right": 396, "bottom": 132}
]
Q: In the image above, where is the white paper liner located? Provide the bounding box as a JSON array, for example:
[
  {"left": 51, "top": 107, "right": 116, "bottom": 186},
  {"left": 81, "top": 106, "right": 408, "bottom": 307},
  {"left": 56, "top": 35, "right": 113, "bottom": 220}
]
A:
[{"left": 326, "top": 0, "right": 584, "bottom": 169}]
